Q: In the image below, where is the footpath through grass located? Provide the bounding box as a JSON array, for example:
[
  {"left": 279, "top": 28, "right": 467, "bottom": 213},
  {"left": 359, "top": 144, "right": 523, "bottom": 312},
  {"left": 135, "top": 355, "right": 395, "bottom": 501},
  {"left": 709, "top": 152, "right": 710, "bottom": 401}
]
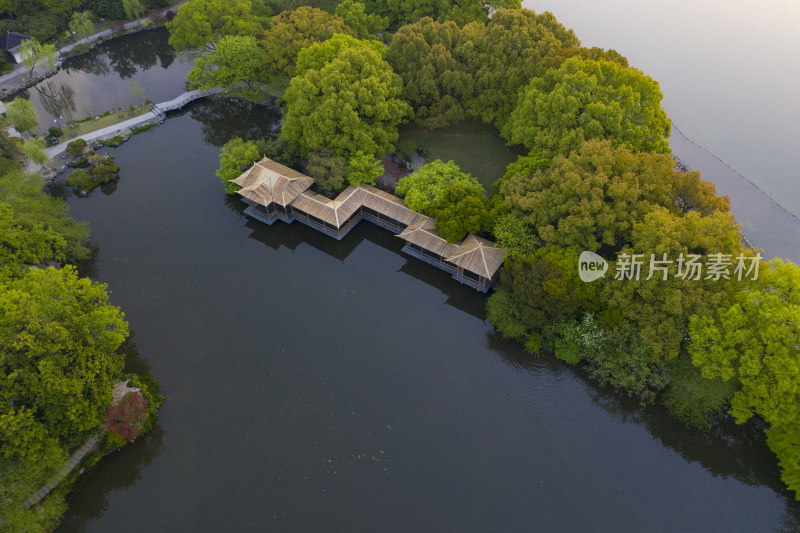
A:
[{"left": 64, "top": 105, "right": 150, "bottom": 138}]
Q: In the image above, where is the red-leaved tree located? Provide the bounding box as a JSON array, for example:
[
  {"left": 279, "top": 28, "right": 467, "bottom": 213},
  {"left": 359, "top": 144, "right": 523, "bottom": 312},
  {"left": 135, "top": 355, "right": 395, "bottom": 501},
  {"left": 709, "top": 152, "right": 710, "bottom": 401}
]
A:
[{"left": 104, "top": 391, "right": 148, "bottom": 441}]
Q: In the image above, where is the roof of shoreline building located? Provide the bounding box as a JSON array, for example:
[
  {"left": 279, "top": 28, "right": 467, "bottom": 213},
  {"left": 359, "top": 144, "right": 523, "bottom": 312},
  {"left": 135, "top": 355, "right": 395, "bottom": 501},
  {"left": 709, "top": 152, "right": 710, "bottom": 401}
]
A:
[
  {"left": 232, "top": 158, "right": 505, "bottom": 280},
  {"left": 445, "top": 234, "right": 505, "bottom": 280},
  {"left": 232, "top": 157, "right": 313, "bottom": 207},
  {"left": 397, "top": 218, "right": 459, "bottom": 259},
  {"left": 0, "top": 31, "right": 28, "bottom": 51}
]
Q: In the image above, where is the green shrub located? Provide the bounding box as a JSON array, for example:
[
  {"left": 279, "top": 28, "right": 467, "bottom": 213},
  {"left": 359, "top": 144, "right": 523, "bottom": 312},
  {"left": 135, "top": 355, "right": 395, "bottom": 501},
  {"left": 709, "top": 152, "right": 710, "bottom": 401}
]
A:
[
  {"left": 102, "top": 135, "right": 125, "bottom": 146},
  {"left": 65, "top": 169, "right": 93, "bottom": 191},
  {"left": 71, "top": 42, "right": 90, "bottom": 55},
  {"left": 65, "top": 138, "right": 88, "bottom": 156},
  {"left": 103, "top": 429, "right": 128, "bottom": 452}
]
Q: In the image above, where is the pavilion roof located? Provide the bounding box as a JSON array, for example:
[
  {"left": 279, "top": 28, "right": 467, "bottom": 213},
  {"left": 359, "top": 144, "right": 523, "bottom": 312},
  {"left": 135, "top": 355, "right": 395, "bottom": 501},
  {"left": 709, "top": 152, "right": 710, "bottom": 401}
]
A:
[{"left": 232, "top": 157, "right": 313, "bottom": 207}]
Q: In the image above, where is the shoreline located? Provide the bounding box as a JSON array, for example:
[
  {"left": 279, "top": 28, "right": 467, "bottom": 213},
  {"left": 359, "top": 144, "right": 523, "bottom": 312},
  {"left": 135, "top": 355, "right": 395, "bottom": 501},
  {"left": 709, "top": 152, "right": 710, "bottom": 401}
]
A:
[{"left": 669, "top": 125, "right": 800, "bottom": 264}]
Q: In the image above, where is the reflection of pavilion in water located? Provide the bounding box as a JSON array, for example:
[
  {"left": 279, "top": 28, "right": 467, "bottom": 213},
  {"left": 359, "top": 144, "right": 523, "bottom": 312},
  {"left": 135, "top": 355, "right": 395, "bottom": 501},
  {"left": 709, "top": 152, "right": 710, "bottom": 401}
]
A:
[{"left": 233, "top": 158, "right": 505, "bottom": 293}]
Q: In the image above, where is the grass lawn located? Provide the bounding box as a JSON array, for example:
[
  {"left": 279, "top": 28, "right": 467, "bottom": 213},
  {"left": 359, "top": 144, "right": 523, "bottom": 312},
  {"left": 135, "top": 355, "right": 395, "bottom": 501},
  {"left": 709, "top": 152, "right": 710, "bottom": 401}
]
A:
[{"left": 64, "top": 105, "right": 150, "bottom": 138}]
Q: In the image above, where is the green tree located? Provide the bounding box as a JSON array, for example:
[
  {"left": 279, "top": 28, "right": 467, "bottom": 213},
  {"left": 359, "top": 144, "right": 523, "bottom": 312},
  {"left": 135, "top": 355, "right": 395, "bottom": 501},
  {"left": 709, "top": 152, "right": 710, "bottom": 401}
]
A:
[
  {"left": 0, "top": 203, "right": 66, "bottom": 272},
  {"left": 0, "top": 168, "right": 90, "bottom": 262},
  {"left": 335, "top": 0, "right": 387, "bottom": 40},
  {"left": 69, "top": 10, "right": 94, "bottom": 43},
  {"left": 0, "top": 266, "right": 128, "bottom": 444},
  {"left": 386, "top": 17, "right": 473, "bottom": 129},
  {"left": 491, "top": 213, "right": 537, "bottom": 259},
  {"left": 217, "top": 137, "right": 261, "bottom": 194},
  {"left": 503, "top": 57, "right": 672, "bottom": 157},
  {"left": 129, "top": 80, "right": 144, "bottom": 106},
  {"left": 20, "top": 136, "right": 49, "bottom": 168},
  {"left": 4, "top": 97, "right": 39, "bottom": 134},
  {"left": 430, "top": 184, "right": 489, "bottom": 243},
  {"left": 458, "top": 9, "right": 580, "bottom": 128},
  {"left": 281, "top": 36, "right": 412, "bottom": 161},
  {"left": 260, "top": 6, "right": 351, "bottom": 79},
  {"left": 688, "top": 259, "right": 800, "bottom": 498},
  {"left": 362, "top": 0, "right": 521, "bottom": 28},
  {"left": 498, "top": 140, "right": 682, "bottom": 253},
  {"left": 166, "top": 0, "right": 263, "bottom": 51},
  {"left": 307, "top": 149, "right": 348, "bottom": 197},
  {"left": 487, "top": 245, "right": 595, "bottom": 343},
  {"left": 395, "top": 159, "right": 483, "bottom": 213},
  {"left": 122, "top": 0, "right": 145, "bottom": 23},
  {"left": 346, "top": 150, "right": 382, "bottom": 186},
  {"left": 187, "top": 35, "right": 268, "bottom": 102},
  {"left": 548, "top": 315, "right": 669, "bottom": 405},
  {"left": 601, "top": 206, "right": 745, "bottom": 363},
  {"left": 19, "top": 38, "right": 57, "bottom": 79}
]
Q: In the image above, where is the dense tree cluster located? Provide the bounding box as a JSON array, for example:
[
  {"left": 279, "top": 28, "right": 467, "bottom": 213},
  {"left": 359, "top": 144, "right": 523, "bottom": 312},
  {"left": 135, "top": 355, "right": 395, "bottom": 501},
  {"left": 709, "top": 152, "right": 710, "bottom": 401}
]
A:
[
  {"left": 0, "top": 117, "right": 160, "bottom": 527},
  {"left": 281, "top": 34, "right": 411, "bottom": 182},
  {"left": 386, "top": 9, "right": 629, "bottom": 131},
  {"left": 0, "top": 0, "right": 168, "bottom": 42},
  {"left": 361, "top": 0, "right": 521, "bottom": 29}
]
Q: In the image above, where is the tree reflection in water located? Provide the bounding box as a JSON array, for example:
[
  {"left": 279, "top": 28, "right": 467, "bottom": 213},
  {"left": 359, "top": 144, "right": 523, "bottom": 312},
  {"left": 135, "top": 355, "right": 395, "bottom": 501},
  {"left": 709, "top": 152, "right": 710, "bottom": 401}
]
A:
[
  {"left": 64, "top": 27, "right": 176, "bottom": 80},
  {"left": 54, "top": 330, "right": 164, "bottom": 532},
  {"left": 185, "top": 97, "right": 282, "bottom": 148},
  {"left": 34, "top": 81, "right": 77, "bottom": 121},
  {"left": 485, "top": 327, "right": 800, "bottom": 525}
]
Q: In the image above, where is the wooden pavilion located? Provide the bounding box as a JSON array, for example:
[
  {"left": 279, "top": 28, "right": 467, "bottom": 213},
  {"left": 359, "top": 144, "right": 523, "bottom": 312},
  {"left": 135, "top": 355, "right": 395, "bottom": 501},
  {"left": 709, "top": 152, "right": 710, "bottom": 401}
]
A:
[{"left": 233, "top": 157, "right": 504, "bottom": 291}]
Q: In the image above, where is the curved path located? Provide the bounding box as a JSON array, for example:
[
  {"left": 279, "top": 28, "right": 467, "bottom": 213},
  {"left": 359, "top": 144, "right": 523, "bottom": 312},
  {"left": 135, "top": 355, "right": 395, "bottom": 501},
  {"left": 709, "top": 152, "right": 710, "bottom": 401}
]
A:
[{"left": 31, "top": 89, "right": 220, "bottom": 174}]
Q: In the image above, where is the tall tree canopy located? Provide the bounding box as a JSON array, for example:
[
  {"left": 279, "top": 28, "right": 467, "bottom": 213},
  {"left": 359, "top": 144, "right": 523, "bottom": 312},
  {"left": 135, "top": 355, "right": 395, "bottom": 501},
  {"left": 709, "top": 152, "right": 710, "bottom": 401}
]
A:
[
  {"left": 4, "top": 97, "right": 38, "bottom": 134},
  {"left": 0, "top": 266, "right": 128, "bottom": 445},
  {"left": 458, "top": 9, "right": 580, "bottom": 128},
  {"left": 503, "top": 57, "right": 671, "bottom": 157},
  {"left": 217, "top": 137, "right": 261, "bottom": 194},
  {"left": 430, "top": 184, "right": 489, "bottom": 242},
  {"left": 166, "top": 0, "right": 264, "bottom": 51},
  {"left": 497, "top": 140, "right": 714, "bottom": 253},
  {"left": 19, "top": 38, "right": 56, "bottom": 78},
  {"left": 689, "top": 259, "right": 800, "bottom": 497},
  {"left": 281, "top": 34, "right": 412, "bottom": 160},
  {"left": 395, "top": 159, "right": 484, "bottom": 213},
  {"left": 260, "top": 6, "right": 352, "bottom": 79},
  {"left": 361, "top": 0, "right": 521, "bottom": 28},
  {"left": 335, "top": 0, "right": 387, "bottom": 40},
  {"left": 187, "top": 35, "right": 268, "bottom": 102},
  {"left": 386, "top": 17, "right": 473, "bottom": 129},
  {"left": 0, "top": 168, "right": 90, "bottom": 263}
]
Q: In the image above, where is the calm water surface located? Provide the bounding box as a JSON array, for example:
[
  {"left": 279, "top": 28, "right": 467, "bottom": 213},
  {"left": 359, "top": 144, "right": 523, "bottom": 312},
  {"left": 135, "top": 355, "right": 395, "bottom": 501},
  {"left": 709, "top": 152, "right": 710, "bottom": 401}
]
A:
[
  {"left": 30, "top": 5, "right": 800, "bottom": 530},
  {"left": 18, "top": 28, "right": 191, "bottom": 134},
  {"left": 53, "top": 101, "right": 800, "bottom": 531}
]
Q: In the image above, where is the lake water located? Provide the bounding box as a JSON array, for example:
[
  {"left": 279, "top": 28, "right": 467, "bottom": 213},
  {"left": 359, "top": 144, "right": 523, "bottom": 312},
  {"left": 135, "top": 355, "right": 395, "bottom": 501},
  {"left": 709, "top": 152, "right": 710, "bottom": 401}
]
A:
[
  {"left": 18, "top": 28, "right": 192, "bottom": 134},
  {"left": 52, "top": 101, "right": 800, "bottom": 532},
  {"left": 22, "top": 9, "right": 799, "bottom": 532}
]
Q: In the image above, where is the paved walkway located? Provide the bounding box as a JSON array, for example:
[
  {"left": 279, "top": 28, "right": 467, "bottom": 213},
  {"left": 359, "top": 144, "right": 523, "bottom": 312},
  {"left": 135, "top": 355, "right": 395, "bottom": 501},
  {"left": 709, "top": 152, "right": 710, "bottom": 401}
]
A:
[
  {"left": 23, "top": 381, "right": 140, "bottom": 509},
  {"left": 29, "top": 88, "right": 218, "bottom": 174}
]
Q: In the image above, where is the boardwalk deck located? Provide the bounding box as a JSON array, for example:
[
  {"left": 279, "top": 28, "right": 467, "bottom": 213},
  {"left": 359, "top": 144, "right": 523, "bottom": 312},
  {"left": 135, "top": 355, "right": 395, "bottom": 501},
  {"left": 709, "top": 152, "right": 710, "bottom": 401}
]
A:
[{"left": 235, "top": 158, "right": 505, "bottom": 291}]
